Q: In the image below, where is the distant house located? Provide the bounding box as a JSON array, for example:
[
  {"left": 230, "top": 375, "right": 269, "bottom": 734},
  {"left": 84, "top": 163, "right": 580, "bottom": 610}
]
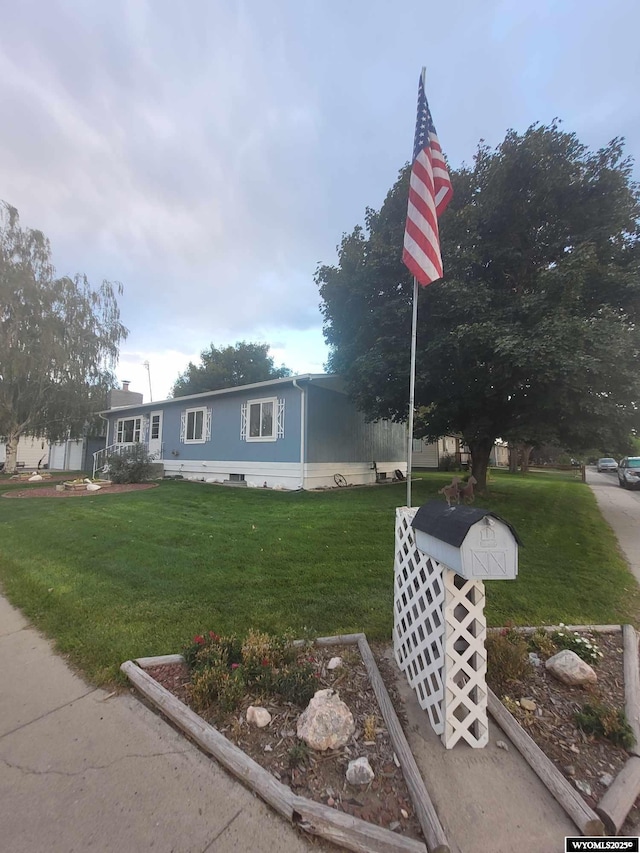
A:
[
  {"left": 0, "top": 435, "right": 49, "bottom": 470},
  {"left": 97, "top": 374, "right": 407, "bottom": 490},
  {"left": 411, "top": 435, "right": 508, "bottom": 470}
]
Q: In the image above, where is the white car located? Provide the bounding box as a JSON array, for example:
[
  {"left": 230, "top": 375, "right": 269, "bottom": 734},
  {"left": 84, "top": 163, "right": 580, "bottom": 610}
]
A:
[
  {"left": 618, "top": 457, "right": 640, "bottom": 489},
  {"left": 597, "top": 457, "right": 618, "bottom": 472}
]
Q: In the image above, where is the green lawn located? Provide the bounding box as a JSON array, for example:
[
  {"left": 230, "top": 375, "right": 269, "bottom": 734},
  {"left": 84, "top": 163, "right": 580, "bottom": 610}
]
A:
[{"left": 0, "top": 471, "right": 637, "bottom": 685}]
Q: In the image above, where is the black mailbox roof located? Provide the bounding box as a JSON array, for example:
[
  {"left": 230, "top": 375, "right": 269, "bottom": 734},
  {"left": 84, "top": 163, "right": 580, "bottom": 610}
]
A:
[{"left": 411, "top": 500, "right": 523, "bottom": 548}]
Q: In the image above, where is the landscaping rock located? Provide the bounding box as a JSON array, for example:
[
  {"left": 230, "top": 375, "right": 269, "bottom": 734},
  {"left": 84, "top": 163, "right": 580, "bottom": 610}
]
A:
[
  {"left": 496, "top": 740, "right": 509, "bottom": 751},
  {"left": 528, "top": 652, "right": 542, "bottom": 667},
  {"left": 327, "top": 656, "right": 342, "bottom": 670},
  {"left": 346, "top": 756, "right": 374, "bottom": 786},
  {"left": 545, "top": 649, "right": 597, "bottom": 686},
  {"left": 297, "top": 688, "right": 355, "bottom": 751},
  {"left": 246, "top": 706, "right": 272, "bottom": 728},
  {"left": 600, "top": 772, "right": 614, "bottom": 787},
  {"left": 520, "top": 698, "right": 537, "bottom": 712},
  {"left": 574, "top": 779, "right": 592, "bottom": 797}
]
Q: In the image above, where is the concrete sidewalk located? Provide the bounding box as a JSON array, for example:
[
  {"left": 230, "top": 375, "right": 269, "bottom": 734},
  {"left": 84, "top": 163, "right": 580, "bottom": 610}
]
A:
[
  {"left": 0, "top": 590, "right": 586, "bottom": 853},
  {"left": 0, "top": 595, "right": 321, "bottom": 853}
]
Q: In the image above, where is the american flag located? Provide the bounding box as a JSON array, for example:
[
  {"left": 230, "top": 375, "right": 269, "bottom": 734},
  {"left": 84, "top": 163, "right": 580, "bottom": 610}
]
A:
[{"left": 402, "top": 72, "right": 453, "bottom": 286}]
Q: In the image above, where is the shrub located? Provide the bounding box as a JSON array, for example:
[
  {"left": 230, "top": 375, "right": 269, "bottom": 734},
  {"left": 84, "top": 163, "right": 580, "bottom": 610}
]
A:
[
  {"left": 552, "top": 625, "right": 603, "bottom": 665},
  {"left": 575, "top": 702, "right": 635, "bottom": 750},
  {"left": 106, "top": 444, "right": 155, "bottom": 484},
  {"left": 183, "top": 628, "right": 318, "bottom": 713},
  {"left": 528, "top": 629, "right": 558, "bottom": 658},
  {"left": 486, "top": 629, "right": 531, "bottom": 697}
]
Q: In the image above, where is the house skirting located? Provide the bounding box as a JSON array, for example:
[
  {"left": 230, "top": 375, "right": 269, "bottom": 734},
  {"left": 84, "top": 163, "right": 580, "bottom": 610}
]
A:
[{"left": 160, "top": 459, "right": 407, "bottom": 491}]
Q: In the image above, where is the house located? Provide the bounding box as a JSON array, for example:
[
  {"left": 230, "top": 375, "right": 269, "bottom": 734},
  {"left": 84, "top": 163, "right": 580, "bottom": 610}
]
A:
[
  {"left": 48, "top": 381, "right": 144, "bottom": 472},
  {"left": 97, "top": 374, "right": 407, "bottom": 490},
  {"left": 412, "top": 435, "right": 471, "bottom": 469},
  {"left": 0, "top": 435, "right": 49, "bottom": 470},
  {"left": 412, "top": 436, "right": 509, "bottom": 470}
]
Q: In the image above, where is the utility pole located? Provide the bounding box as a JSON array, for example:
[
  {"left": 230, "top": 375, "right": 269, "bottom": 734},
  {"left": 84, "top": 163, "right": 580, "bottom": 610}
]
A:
[{"left": 143, "top": 360, "right": 153, "bottom": 402}]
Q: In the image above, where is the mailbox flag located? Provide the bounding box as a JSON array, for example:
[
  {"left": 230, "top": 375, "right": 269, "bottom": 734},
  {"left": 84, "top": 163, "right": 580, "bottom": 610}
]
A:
[{"left": 402, "top": 71, "right": 453, "bottom": 286}]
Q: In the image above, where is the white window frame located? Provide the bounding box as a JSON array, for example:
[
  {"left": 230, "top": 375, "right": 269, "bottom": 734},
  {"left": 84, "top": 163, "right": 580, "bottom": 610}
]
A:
[
  {"left": 180, "top": 406, "right": 211, "bottom": 444},
  {"left": 246, "top": 396, "right": 278, "bottom": 442},
  {"left": 150, "top": 413, "right": 161, "bottom": 440},
  {"left": 116, "top": 416, "right": 142, "bottom": 444}
]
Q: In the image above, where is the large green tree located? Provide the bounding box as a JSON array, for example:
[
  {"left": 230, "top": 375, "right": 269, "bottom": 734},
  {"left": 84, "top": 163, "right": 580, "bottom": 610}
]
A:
[
  {"left": 0, "top": 203, "right": 128, "bottom": 473},
  {"left": 172, "top": 341, "right": 291, "bottom": 397},
  {"left": 317, "top": 123, "right": 640, "bottom": 490}
]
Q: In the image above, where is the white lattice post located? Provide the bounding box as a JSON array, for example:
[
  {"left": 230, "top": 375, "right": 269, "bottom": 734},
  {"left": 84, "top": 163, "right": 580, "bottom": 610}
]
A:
[
  {"left": 441, "top": 569, "right": 488, "bottom": 748},
  {"left": 393, "top": 502, "right": 518, "bottom": 750},
  {"left": 393, "top": 507, "right": 446, "bottom": 735}
]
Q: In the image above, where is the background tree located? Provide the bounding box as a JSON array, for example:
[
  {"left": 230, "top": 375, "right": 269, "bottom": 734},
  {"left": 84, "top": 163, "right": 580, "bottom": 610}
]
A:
[
  {"left": 317, "top": 123, "right": 640, "bottom": 490},
  {"left": 0, "top": 203, "right": 127, "bottom": 473},
  {"left": 172, "top": 341, "right": 291, "bottom": 397}
]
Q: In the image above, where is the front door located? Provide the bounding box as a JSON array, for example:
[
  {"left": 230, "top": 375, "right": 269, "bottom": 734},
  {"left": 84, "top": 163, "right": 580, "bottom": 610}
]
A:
[{"left": 148, "top": 411, "right": 163, "bottom": 458}]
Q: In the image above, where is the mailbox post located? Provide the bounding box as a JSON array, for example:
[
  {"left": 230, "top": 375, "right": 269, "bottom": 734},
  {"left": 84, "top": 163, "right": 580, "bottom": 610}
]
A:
[{"left": 393, "top": 501, "right": 521, "bottom": 749}]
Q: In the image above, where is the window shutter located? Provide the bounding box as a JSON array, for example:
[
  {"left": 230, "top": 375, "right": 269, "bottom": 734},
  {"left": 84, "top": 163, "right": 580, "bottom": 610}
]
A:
[
  {"left": 205, "top": 408, "right": 212, "bottom": 441},
  {"left": 240, "top": 403, "right": 247, "bottom": 440},
  {"left": 277, "top": 398, "right": 285, "bottom": 438},
  {"left": 180, "top": 411, "right": 186, "bottom": 443}
]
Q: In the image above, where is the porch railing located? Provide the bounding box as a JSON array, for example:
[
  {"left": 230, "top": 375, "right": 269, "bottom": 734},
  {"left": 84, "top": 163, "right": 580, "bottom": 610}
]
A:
[{"left": 92, "top": 443, "right": 137, "bottom": 478}]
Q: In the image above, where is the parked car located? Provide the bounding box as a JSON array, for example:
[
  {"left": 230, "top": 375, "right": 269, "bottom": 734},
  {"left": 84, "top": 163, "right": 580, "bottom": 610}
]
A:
[
  {"left": 597, "top": 457, "right": 618, "bottom": 472},
  {"left": 618, "top": 457, "right": 640, "bottom": 489}
]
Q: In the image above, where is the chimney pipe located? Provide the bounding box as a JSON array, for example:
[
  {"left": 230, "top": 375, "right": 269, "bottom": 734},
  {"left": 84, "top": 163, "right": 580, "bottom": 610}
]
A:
[{"left": 122, "top": 381, "right": 130, "bottom": 392}]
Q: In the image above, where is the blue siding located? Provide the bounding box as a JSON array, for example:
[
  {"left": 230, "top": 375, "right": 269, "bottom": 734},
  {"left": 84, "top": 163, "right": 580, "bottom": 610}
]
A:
[
  {"left": 305, "top": 385, "right": 405, "bottom": 463},
  {"left": 107, "top": 385, "right": 302, "bottom": 463}
]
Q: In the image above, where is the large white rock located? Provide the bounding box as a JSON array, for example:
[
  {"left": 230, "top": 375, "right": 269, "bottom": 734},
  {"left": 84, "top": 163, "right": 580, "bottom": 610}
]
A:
[
  {"left": 346, "top": 756, "right": 374, "bottom": 786},
  {"left": 297, "top": 689, "right": 355, "bottom": 751},
  {"left": 246, "top": 706, "right": 272, "bottom": 728},
  {"left": 327, "top": 657, "right": 342, "bottom": 670},
  {"left": 545, "top": 650, "right": 597, "bottom": 686}
]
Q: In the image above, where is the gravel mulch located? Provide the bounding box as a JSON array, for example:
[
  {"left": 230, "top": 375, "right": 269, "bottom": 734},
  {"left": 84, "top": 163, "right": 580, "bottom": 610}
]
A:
[{"left": 145, "top": 642, "right": 424, "bottom": 843}]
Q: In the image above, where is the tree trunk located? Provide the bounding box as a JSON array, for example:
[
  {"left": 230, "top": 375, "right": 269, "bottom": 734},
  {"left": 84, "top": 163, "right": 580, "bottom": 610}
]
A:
[
  {"left": 5, "top": 433, "right": 19, "bottom": 474},
  {"left": 469, "top": 437, "right": 494, "bottom": 493},
  {"left": 508, "top": 443, "right": 519, "bottom": 474},
  {"left": 520, "top": 444, "right": 534, "bottom": 474}
]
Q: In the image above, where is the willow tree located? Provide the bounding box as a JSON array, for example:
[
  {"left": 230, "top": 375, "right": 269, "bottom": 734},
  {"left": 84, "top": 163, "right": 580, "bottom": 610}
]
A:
[
  {"left": 0, "top": 203, "right": 128, "bottom": 473},
  {"left": 317, "top": 123, "right": 640, "bottom": 490}
]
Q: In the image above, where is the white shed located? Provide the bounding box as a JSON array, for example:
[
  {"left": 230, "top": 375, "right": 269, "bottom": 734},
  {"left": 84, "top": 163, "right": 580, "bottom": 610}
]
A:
[{"left": 411, "top": 500, "right": 521, "bottom": 581}]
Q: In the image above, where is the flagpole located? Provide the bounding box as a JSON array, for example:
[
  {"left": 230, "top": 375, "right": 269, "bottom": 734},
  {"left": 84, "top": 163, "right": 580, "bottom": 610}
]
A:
[{"left": 406, "top": 276, "right": 419, "bottom": 507}]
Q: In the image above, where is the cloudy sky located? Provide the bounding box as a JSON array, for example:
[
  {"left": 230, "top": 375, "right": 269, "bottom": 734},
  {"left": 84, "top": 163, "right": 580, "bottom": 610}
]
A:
[{"left": 2, "top": 0, "right": 639, "bottom": 401}]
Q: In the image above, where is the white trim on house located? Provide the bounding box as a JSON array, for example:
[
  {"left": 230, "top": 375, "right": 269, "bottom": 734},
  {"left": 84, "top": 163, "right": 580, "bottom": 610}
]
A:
[{"left": 159, "top": 458, "right": 407, "bottom": 491}]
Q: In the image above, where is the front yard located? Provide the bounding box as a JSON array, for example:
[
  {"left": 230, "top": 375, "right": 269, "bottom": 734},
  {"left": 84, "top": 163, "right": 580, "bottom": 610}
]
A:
[{"left": 0, "top": 471, "right": 637, "bottom": 684}]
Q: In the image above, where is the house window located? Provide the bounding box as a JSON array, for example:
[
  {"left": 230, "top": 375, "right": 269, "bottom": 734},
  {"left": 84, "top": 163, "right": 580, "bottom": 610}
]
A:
[
  {"left": 151, "top": 415, "right": 160, "bottom": 440},
  {"left": 240, "top": 397, "right": 284, "bottom": 441},
  {"left": 180, "top": 407, "right": 211, "bottom": 444},
  {"left": 247, "top": 397, "right": 277, "bottom": 441},
  {"left": 116, "top": 417, "right": 142, "bottom": 444}
]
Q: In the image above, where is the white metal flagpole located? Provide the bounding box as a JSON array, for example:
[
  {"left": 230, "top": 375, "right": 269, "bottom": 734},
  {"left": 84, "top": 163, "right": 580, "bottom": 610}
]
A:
[{"left": 406, "top": 276, "right": 419, "bottom": 507}]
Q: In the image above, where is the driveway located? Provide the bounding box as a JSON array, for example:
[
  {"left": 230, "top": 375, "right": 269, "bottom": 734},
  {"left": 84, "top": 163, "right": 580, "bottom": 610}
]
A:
[{"left": 586, "top": 466, "right": 640, "bottom": 585}]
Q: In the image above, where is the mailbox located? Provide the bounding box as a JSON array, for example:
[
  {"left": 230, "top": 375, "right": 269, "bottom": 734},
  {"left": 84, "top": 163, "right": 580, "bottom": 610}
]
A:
[{"left": 411, "top": 500, "right": 521, "bottom": 580}]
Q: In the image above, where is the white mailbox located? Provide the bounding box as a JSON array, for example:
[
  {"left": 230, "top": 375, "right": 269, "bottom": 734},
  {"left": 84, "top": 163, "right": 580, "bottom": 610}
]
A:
[{"left": 411, "top": 500, "right": 520, "bottom": 580}]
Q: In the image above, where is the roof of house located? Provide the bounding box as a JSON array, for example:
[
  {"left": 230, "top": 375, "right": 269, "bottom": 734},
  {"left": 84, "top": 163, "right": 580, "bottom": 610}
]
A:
[
  {"left": 102, "top": 373, "right": 344, "bottom": 414},
  {"left": 411, "top": 500, "right": 522, "bottom": 547}
]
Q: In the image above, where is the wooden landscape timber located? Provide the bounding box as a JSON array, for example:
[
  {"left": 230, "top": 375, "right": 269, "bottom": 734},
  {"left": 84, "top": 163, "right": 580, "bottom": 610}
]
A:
[
  {"left": 123, "top": 632, "right": 451, "bottom": 853},
  {"left": 487, "top": 687, "right": 604, "bottom": 836},
  {"left": 596, "top": 756, "right": 640, "bottom": 835},
  {"left": 623, "top": 624, "right": 640, "bottom": 755}
]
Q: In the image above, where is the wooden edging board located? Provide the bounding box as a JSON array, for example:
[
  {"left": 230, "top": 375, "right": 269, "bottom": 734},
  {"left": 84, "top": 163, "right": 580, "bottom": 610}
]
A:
[
  {"left": 488, "top": 625, "right": 622, "bottom": 635},
  {"left": 124, "top": 631, "right": 451, "bottom": 853},
  {"left": 595, "top": 625, "right": 640, "bottom": 834},
  {"left": 487, "top": 687, "right": 604, "bottom": 836}
]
